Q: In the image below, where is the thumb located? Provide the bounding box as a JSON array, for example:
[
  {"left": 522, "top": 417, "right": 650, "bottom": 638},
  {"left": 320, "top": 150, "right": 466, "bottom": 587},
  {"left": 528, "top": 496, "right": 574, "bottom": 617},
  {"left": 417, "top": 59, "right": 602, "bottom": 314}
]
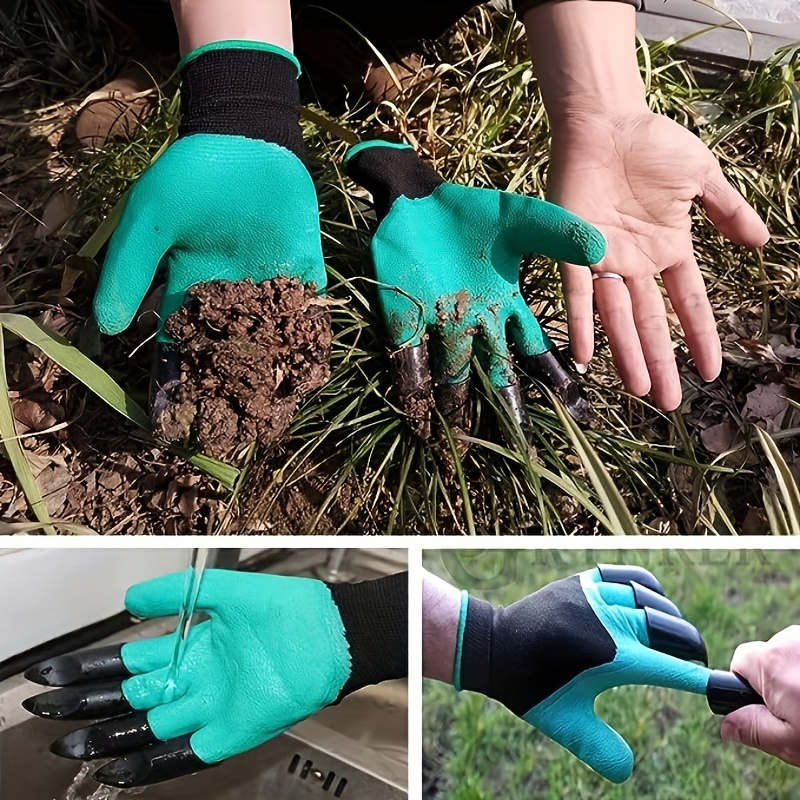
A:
[
  {"left": 93, "top": 191, "right": 173, "bottom": 335},
  {"left": 498, "top": 192, "right": 607, "bottom": 267},
  {"left": 721, "top": 704, "right": 798, "bottom": 764},
  {"left": 701, "top": 162, "right": 770, "bottom": 248},
  {"left": 526, "top": 695, "right": 634, "bottom": 783}
]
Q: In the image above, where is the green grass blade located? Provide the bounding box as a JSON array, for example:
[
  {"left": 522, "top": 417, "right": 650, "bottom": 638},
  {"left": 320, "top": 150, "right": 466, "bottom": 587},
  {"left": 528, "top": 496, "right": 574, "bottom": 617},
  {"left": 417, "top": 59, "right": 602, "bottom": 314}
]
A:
[
  {"left": 0, "top": 327, "right": 55, "bottom": 533},
  {"left": 549, "top": 391, "right": 639, "bottom": 536},
  {"left": 168, "top": 445, "right": 239, "bottom": 491},
  {"left": 459, "top": 433, "right": 612, "bottom": 528},
  {"left": 754, "top": 425, "right": 800, "bottom": 535},
  {"left": 387, "top": 439, "right": 416, "bottom": 536},
  {"left": 706, "top": 487, "right": 738, "bottom": 535},
  {"left": 439, "top": 416, "right": 476, "bottom": 536},
  {"left": 0, "top": 313, "right": 150, "bottom": 428},
  {"left": 77, "top": 192, "right": 129, "bottom": 259}
]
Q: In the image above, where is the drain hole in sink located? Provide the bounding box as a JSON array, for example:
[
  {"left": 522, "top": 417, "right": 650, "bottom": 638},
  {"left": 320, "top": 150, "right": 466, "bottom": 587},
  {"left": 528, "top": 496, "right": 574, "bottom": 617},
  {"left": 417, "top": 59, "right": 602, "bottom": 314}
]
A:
[{"left": 289, "top": 754, "right": 347, "bottom": 794}]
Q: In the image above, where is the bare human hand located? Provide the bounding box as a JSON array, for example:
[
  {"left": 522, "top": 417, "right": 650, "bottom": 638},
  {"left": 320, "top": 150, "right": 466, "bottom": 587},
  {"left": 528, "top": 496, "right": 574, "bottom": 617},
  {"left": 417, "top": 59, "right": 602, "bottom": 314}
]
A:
[
  {"left": 721, "top": 626, "right": 800, "bottom": 766},
  {"left": 548, "top": 111, "right": 769, "bottom": 409},
  {"left": 525, "top": 1, "right": 769, "bottom": 411}
]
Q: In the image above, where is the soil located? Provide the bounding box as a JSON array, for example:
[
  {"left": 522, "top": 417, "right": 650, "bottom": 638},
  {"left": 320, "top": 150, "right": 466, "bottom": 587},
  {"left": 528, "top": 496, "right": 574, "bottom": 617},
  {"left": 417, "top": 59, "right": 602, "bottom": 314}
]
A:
[{"left": 155, "top": 279, "right": 332, "bottom": 461}]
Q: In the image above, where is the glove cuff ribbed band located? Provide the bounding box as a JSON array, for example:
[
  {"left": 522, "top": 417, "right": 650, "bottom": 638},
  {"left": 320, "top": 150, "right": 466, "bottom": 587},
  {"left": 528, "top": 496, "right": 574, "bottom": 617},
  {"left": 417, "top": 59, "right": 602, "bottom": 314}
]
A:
[
  {"left": 328, "top": 572, "right": 408, "bottom": 699},
  {"left": 178, "top": 47, "right": 305, "bottom": 160},
  {"left": 456, "top": 595, "right": 496, "bottom": 698},
  {"left": 452, "top": 590, "right": 470, "bottom": 691}
]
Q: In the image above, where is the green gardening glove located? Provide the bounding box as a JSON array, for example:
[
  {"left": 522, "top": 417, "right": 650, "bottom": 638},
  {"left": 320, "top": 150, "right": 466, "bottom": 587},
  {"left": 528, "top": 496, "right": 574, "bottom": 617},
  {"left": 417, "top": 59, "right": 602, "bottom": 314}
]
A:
[
  {"left": 344, "top": 140, "right": 607, "bottom": 438},
  {"left": 454, "top": 565, "right": 715, "bottom": 783},
  {"left": 23, "top": 569, "right": 408, "bottom": 787},
  {"left": 92, "top": 41, "right": 327, "bottom": 425}
]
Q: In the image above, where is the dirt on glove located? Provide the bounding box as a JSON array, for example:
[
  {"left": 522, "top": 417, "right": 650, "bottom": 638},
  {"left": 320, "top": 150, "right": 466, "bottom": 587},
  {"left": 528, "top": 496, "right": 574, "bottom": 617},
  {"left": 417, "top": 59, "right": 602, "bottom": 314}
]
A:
[{"left": 156, "top": 278, "right": 331, "bottom": 461}]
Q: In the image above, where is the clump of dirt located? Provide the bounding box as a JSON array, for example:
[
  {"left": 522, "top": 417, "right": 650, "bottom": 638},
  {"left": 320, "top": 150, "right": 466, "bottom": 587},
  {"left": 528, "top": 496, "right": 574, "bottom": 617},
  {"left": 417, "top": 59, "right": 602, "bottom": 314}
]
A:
[{"left": 156, "top": 278, "right": 331, "bottom": 461}]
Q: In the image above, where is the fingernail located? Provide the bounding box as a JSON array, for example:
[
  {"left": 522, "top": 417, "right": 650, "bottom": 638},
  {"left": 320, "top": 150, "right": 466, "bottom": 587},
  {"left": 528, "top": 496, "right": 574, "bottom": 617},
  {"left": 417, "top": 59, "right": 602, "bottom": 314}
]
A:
[{"left": 574, "top": 363, "right": 588, "bottom": 375}]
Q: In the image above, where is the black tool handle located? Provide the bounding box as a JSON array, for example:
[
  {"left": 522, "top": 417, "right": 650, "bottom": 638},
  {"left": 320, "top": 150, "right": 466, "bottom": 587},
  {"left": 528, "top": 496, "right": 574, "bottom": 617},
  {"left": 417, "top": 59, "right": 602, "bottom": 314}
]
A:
[{"left": 707, "top": 670, "right": 764, "bottom": 715}]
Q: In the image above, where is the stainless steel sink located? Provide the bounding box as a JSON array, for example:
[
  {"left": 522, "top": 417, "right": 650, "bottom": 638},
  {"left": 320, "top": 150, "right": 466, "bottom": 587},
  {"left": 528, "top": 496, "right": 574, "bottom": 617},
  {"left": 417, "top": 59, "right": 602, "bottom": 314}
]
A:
[{"left": 0, "top": 549, "right": 407, "bottom": 800}]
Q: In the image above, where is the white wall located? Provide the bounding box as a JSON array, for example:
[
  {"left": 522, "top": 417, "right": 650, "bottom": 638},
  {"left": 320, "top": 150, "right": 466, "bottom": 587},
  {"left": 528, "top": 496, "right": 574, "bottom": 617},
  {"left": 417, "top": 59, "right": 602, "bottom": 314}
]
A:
[
  {"left": 0, "top": 549, "right": 191, "bottom": 661},
  {"left": 718, "top": 1, "right": 800, "bottom": 24}
]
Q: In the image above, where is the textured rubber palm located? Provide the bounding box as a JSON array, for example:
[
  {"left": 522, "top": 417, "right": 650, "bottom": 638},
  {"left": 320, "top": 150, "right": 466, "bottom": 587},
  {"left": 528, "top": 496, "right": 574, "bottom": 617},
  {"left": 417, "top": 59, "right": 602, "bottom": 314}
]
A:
[
  {"left": 345, "top": 142, "right": 607, "bottom": 387},
  {"left": 94, "top": 134, "right": 326, "bottom": 341},
  {"left": 118, "top": 570, "right": 351, "bottom": 765}
]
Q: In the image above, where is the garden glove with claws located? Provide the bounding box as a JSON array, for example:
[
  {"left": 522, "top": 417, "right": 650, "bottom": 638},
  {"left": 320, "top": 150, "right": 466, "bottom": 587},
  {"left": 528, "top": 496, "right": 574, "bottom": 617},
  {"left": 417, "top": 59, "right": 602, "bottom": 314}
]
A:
[
  {"left": 92, "top": 42, "right": 327, "bottom": 430},
  {"left": 453, "top": 564, "right": 714, "bottom": 783},
  {"left": 343, "top": 140, "right": 606, "bottom": 438},
  {"left": 23, "top": 569, "right": 407, "bottom": 788}
]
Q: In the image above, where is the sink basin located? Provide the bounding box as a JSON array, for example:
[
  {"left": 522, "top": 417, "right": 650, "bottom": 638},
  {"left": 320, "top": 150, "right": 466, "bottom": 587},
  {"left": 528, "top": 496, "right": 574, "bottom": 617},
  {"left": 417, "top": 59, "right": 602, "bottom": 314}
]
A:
[{"left": 0, "top": 549, "right": 407, "bottom": 800}]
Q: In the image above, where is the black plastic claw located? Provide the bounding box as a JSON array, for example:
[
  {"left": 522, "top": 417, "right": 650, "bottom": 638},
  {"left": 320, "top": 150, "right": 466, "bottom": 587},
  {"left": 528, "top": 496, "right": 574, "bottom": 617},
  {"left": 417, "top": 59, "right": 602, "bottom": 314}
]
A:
[
  {"left": 498, "top": 384, "right": 529, "bottom": 429},
  {"left": 598, "top": 564, "right": 666, "bottom": 596},
  {"left": 435, "top": 380, "right": 472, "bottom": 434},
  {"left": 707, "top": 670, "right": 765, "bottom": 715},
  {"left": 631, "top": 582, "right": 682, "bottom": 618},
  {"left": 94, "top": 735, "right": 213, "bottom": 788},
  {"left": 50, "top": 712, "right": 158, "bottom": 761},
  {"left": 525, "top": 348, "right": 592, "bottom": 424},
  {"left": 22, "top": 680, "right": 133, "bottom": 720},
  {"left": 390, "top": 343, "right": 434, "bottom": 440},
  {"left": 150, "top": 342, "right": 183, "bottom": 429},
  {"left": 24, "top": 645, "right": 127, "bottom": 687},
  {"left": 645, "top": 607, "right": 708, "bottom": 666}
]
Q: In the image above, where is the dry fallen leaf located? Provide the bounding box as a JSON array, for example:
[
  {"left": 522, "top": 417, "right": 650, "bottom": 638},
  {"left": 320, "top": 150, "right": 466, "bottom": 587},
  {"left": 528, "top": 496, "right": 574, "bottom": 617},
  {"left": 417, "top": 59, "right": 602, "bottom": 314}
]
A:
[
  {"left": 741, "top": 383, "right": 789, "bottom": 432},
  {"left": 700, "top": 422, "right": 740, "bottom": 456}
]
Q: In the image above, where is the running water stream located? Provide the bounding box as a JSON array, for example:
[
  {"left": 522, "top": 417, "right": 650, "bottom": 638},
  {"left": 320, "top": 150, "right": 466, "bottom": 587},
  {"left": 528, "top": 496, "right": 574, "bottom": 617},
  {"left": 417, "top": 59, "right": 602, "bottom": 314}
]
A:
[
  {"left": 63, "top": 763, "right": 147, "bottom": 800},
  {"left": 164, "top": 547, "right": 210, "bottom": 702},
  {"left": 62, "top": 548, "right": 211, "bottom": 798}
]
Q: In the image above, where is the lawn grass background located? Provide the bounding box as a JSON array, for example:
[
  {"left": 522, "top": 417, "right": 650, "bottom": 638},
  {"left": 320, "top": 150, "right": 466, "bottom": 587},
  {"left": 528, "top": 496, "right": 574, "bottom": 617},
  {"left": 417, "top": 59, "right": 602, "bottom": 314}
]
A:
[{"left": 423, "top": 549, "right": 800, "bottom": 799}]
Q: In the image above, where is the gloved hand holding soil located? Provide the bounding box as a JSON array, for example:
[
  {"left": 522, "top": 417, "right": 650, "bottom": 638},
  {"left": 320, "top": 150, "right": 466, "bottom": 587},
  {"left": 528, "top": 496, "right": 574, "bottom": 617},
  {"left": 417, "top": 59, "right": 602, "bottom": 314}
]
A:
[{"left": 92, "top": 41, "right": 330, "bottom": 460}]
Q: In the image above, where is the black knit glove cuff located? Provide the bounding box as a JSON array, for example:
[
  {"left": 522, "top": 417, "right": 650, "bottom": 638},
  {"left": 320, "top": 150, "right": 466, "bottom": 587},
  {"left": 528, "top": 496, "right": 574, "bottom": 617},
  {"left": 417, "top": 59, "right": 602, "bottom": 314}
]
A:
[
  {"left": 328, "top": 571, "right": 408, "bottom": 699},
  {"left": 514, "top": 0, "right": 641, "bottom": 21},
  {"left": 179, "top": 47, "right": 305, "bottom": 160},
  {"left": 344, "top": 143, "right": 444, "bottom": 220}
]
